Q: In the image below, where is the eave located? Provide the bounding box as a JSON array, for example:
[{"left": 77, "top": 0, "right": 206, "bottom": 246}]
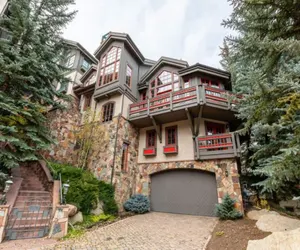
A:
[
  {"left": 178, "top": 63, "right": 230, "bottom": 79},
  {"left": 80, "top": 65, "right": 97, "bottom": 83}
]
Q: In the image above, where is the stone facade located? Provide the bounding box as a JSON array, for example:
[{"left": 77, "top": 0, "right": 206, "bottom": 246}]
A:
[
  {"left": 45, "top": 101, "right": 81, "bottom": 166},
  {"left": 88, "top": 116, "right": 139, "bottom": 209},
  {"left": 136, "top": 159, "right": 243, "bottom": 213}
]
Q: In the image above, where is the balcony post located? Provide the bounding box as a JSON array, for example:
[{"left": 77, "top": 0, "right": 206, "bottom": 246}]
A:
[
  {"left": 199, "top": 85, "right": 206, "bottom": 104},
  {"left": 232, "top": 133, "right": 237, "bottom": 156},
  {"left": 170, "top": 92, "right": 173, "bottom": 111},
  {"left": 235, "top": 133, "right": 241, "bottom": 154},
  {"left": 147, "top": 98, "right": 150, "bottom": 116},
  {"left": 196, "top": 84, "right": 200, "bottom": 104}
]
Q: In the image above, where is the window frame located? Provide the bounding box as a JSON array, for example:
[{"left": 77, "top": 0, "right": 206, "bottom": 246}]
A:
[
  {"left": 121, "top": 142, "right": 129, "bottom": 172},
  {"left": 81, "top": 59, "right": 90, "bottom": 72},
  {"left": 165, "top": 126, "right": 178, "bottom": 146},
  {"left": 101, "top": 101, "right": 115, "bottom": 122},
  {"left": 146, "top": 130, "right": 156, "bottom": 148},
  {"left": 83, "top": 93, "right": 93, "bottom": 111},
  {"left": 66, "top": 54, "right": 76, "bottom": 68},
  {"left": 149, "top": 70, "right": 180, "bottom": 98},
  {"left": 125, "top": 64, "right": 132, "bottom": 87},
  {"left": 98, "top": 46, "right": 121, "bottom": 86}
]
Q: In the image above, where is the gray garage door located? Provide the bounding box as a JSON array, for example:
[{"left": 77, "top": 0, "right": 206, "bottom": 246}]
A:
[{"left": 150, "top": 169, "right": 218, "bottom": 216}]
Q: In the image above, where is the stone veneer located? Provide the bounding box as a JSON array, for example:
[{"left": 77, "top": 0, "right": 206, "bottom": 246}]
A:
[
  {"left": 87, "top": 116, "right": 139, "bottom": 209},
  {"left": 45, "top": 101, "right": 80, "bottom": 166},
  {"left": 136, "top": 159, "right": 243, "bottom": 213}
]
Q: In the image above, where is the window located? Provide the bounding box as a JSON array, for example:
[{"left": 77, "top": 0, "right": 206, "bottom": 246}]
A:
[
  {"left": 66, "top": 54, "right": 75, "bottom": 68},
  {"left": 140, "top": 91, "right": 147, "bottom": 100},
  {"left": 85, "top": 73, "right": 96, "bottom": 86},
  {"left": 99, "top": 47, "right": 121, "bottom": 86},
  {"left": 121, "top": 142, "right": 129, "bottom": 172},
  {"left": 83, "top": 94, "right": 92, "bottom": 111},
  {"left": 146, "top": 130, "right": 156, "bottom": 148},
  {"left": 102, "top": 102, "right": 114, "bottom": 122},
  {"left": 125, "top": 65, "right": 132, "bottom": 87},
  {"left": 165, "top": 126, "right": 177, "bottom": 146},
  {"left": 81, "top": 60, "right": 90, "bottom": 71},
  {"left": 201, "top": 78, "right": 224, "bottom": 90},
  {"left": 149, "top": 71, "right": 179, "bottom": 98}
]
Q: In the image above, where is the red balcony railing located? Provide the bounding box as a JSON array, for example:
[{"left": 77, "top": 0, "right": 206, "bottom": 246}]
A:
[
  {"left": 129, "top": 85, "right": 240, "bottom": 119},
  {"left": 197, "top": 132, "right": 240, "bottom": 160}
]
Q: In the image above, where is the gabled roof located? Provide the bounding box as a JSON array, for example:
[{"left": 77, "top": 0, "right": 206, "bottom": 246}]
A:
[
  {"left": 139, "top": 56, "right": 189, "bottom": 84},
  {"left": 94, "top": 32, "right": 156, "bottom": 66},
  {"left": 63, "top": 39, "right": 98, "bottom": 64},
  {"left": 178, "top": 63, "right": 230, "bottom": 79},
  {"left": 80, "top": 65, "right": 97, "bottom": 83}
]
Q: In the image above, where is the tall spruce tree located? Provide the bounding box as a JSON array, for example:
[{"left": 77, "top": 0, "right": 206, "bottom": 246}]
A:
[
  {"left": 221, "top": 0, "right": 300, "bottom": 198},
  {"left": 0, "top": 0, "right": 76, "bottom": 173}
]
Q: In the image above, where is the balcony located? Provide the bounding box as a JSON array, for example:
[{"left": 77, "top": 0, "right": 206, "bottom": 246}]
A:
[
  {"left": 128, "top": 85, "right": 241, "bottom": 127},
  {"left": 196, "top": 133, "right": 240, "bottom": 160}
]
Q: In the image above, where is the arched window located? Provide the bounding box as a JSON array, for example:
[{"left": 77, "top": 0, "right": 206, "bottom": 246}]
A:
[
  {"left": 102, "top": 102, "right": 115, "bottom": 122},
  {"left": 99, "top": 47, "right": 121, "bottom": 86},
  {"left": 149, "top": 71, "right": 179, "bottom": 98}
]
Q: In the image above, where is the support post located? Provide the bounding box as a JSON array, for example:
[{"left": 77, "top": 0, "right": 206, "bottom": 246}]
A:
[
  {"left": 185, "top": 108, "right": 194, "bottom": 136},
  {"left": 195, "top": 106, "right": 203, "bottom": 137},
  {"left": 170, "top": 92, "right": 173, "bottom": 111},
  {"left": 147, "top": 98, "right": 150, "bottom": 116},
  {"left": 151, "top": 116, "right": 162, "bottom": 143},
  {"left": 232, "top": 133, "right": 237, "bottom": 156}
]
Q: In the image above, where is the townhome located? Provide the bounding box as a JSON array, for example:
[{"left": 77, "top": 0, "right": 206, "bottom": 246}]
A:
[{"left": 63, "top": 32, "right": 243, "bottom": 216}]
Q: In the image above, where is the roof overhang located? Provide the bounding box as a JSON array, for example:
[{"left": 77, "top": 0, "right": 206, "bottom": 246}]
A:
[
  {"left": 94, "top": 32, "right": 145, "bottom": 63},
  {"left": 63, "top": 39, "right": 98, "bottom": 64},
  {"left": 80, "top": 65, "right": 97, "bottom": 83},
  {"left": 178, "top": 63, "right": 230, "bottom": 79},
  {"left": 138, "top": 57, "right": 189, "bottom": 88}
]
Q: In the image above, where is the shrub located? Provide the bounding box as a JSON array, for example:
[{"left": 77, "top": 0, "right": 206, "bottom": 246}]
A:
[
  {"left": 215, "top": 193, "right": 243, "bottom": 220},
  {"left": 123, "top": 194, "right": 150, "bottom": 214},
  {"left": 98, "top": 181, "right": 118, "bottom": 215},
  {"left": 48, "top": 162, "right": 118, "bottom": 215}
]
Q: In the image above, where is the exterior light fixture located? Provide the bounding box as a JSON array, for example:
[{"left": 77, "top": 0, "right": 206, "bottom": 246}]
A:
[
  {"left": 0, "top": 178, "right": 13, "bottom": 205},
  {"left": 62, "top": 180, "right": 70, "bottom": 204},
  {"left": 225, "top": 169, "right": 229, "bottom": 177}
]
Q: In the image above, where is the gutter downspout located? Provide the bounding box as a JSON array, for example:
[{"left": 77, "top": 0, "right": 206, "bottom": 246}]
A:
[{"left": 110, "top": 89, "right": 126, "bottom": 185}]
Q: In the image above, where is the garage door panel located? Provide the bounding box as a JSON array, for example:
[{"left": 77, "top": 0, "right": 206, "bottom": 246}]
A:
[{"left": 150, "top": 169, "right": 218, "bottom": 216}]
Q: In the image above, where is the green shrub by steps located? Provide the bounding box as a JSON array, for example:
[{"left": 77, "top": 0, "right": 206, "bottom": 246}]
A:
[
  {"left": 48, "top": 162, "right": 118, "bottom": 215},
  {"left": 215, "top": 193, "right": 243, "bottom": 220}
]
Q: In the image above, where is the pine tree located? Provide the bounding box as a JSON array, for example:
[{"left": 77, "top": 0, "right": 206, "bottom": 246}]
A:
[
  {"left": 221, "top": 0, "right": 300, "bottom": 199},
  {"left": 215, "top": 194, "right": 242, "bottom": 220},
  {"left": 0, "top": 0, "right": 76, "bottom": 174}
]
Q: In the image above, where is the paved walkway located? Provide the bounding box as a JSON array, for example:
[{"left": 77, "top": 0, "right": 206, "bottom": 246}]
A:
[{"left": 1, "top": 212, "right": 217, "bottom": 250}]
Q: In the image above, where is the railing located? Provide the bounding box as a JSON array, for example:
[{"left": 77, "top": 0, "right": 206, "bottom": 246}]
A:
[
  {"left": 196, "top": 132, "right": 240, "bottom": 160},
  {"left": 129, "top": 85, "right": 240, "bottom": 119}
]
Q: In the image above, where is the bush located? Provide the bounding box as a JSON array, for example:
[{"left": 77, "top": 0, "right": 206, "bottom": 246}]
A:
[
  {"left": 123, "top": 194, "right": 150, "bottom": 214},
  {"left": 48, "top": 162, "right": 118, "bottom": 215},
  {"left": 98, "top": 181, "right": 118, "bottom": 215},
  {"left": 215, "top": 193, "right": 243, "bottom": 220}
]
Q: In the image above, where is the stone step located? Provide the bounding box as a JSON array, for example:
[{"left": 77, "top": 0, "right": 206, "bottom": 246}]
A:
[
  {"left": 14, "top": 201, "right": 52, "bottom": 207},
  {"left": 5, "top": 226, "right": 50, "bottom": 240},
  {"left": 7, "top": 218, "right": 51, "bottom": 227},
  {"left": 18, "top": 191, "right": 50, "bottom": 196},
  {"left": 16, "top": 196, "right": 51, "bottom": 201}
]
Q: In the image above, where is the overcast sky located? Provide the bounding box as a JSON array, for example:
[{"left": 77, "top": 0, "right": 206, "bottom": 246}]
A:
[{"left": 63, "top": 0, "right": 233, "bottom": 68}]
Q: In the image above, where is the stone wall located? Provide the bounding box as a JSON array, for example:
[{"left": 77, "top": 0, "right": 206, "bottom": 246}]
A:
[
  {"left": 136, "top": 159, "right": 243, "bottom": 213},
  {"left": 87, "top": 116, "right": 139, "bottom": 209},
  {"left": 45, "top": 101, "right": 81, "bottom": 166}
]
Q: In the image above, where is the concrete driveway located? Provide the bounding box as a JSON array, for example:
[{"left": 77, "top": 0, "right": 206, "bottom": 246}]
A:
[{"left": 0, "top": 212, "right": 217, "bottom": 250}]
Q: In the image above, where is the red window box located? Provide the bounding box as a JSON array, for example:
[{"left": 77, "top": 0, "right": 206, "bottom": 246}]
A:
[
  {"left": 143, "top": 148, "right": 156, "bottom": 156},
  {"left": 163, "top": 145, "right": 178, "bottom": 154}
]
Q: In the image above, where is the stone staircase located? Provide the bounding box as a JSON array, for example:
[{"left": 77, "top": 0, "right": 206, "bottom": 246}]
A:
[{"left": 5, "top": 163, "right": 53, "bottom": 240}]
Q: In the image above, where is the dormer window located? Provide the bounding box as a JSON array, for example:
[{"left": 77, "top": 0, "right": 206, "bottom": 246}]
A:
[
  {"left": 149, "top": 71, "right": 179, "bottom": 98},
  {"left": 99, "top": 47, "right": 121, "bottom": 86},
  {"left": 81, "top": 59, "right": 90, "bottom": 72}
]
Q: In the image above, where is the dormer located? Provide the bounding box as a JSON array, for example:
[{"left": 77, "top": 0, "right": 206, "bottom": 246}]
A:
[
  {"left": 137, "top": 57, "right": 188, "bottom": 100},
  {"left": 93, "top": 32, "right": 155, "bottom": 102}
]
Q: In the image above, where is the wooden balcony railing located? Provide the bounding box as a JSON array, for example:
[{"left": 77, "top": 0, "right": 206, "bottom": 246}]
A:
[
  {"left": 196, "top": 132, "right": 240, "bottom": 160},
  {"left": 129, "top": 85, "right": 240, "bottom": 119}
]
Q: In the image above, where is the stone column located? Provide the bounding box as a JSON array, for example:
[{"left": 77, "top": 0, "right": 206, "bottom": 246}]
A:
[
  {"left": 48, "top": 205, "right": 69, "bottom": 239},
  {"left": 0, "top": 205, "right": 10, "bottom": 243}
]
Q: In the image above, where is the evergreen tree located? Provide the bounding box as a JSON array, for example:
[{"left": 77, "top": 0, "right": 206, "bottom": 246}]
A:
[
  {"left": 215, "top": 194, "right": 242, "bottom": 220},
  {"left": 0, "top": 0, "right": 76, "bottom": 173},
  {"left": 221, "top": 0, "right": 300, "bottom": 198}
]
